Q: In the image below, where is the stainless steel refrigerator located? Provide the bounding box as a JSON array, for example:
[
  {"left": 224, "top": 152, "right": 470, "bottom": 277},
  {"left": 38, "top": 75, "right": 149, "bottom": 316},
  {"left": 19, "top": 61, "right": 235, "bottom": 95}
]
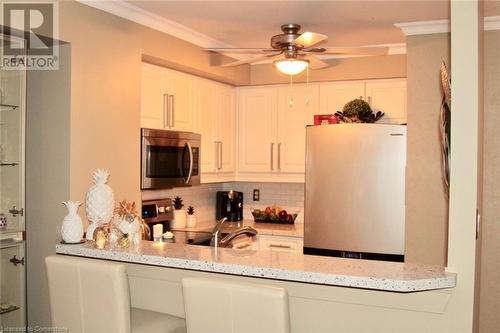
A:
[{"left": 304, "top": 124, "right": 406, "bottom": 262}]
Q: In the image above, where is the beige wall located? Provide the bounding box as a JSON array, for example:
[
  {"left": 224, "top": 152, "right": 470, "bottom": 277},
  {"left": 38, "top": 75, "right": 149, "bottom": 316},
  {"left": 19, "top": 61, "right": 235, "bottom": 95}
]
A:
[
  {"left": 479, "top": 30, "right": 500, "bottom": 333},
  {"left": 250, "top": 54, "right": 406, "bottom": 85},
  {"left": 405, "top": 33, "right": 450, "bottom": 266},
  {"left": 26, "top": 44, "right": 71, "bottom": 326},
  {"left": 58, "top": 1, "right": 250, "bottom": 221}
]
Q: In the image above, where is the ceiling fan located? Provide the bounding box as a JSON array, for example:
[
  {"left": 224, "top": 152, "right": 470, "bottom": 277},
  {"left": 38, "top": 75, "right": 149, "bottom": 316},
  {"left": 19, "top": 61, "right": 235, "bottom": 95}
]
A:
[{"left": 205, "top": 24, "right": 388, "bottom": 75}]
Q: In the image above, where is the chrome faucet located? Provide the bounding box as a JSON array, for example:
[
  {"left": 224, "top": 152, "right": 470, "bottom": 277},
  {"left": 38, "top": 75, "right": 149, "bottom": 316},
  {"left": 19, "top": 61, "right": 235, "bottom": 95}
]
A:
[
  {"left": 219, "top": 226, "right": 257, "bottom": 248},
  {"left": 211, "top": 217, "right": 228, "bottom": 247}
]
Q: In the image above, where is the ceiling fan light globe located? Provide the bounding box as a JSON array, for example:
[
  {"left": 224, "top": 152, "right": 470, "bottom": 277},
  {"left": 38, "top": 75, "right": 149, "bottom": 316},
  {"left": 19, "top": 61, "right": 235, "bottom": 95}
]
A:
[{"left": 274, "top": 59, "right": 309, "bottom": 75}]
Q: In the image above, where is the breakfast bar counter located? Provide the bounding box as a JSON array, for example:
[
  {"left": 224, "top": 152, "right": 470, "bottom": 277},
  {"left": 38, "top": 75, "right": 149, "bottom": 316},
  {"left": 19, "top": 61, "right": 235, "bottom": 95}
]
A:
[{"left": 56, "top": 240, "right": 456, "bottom": 293}]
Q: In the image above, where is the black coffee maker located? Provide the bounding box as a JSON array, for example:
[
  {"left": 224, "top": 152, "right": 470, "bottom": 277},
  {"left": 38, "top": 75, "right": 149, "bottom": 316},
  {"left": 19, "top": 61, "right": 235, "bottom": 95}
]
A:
[{"left": 216, "top": 191, "right": 243, "bottom": 221}]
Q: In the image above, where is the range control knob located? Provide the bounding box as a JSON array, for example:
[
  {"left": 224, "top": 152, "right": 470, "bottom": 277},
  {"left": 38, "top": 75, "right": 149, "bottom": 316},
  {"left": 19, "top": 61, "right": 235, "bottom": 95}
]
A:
[{"left": 158, "top": 206, "right": 165, "bottom": 214}]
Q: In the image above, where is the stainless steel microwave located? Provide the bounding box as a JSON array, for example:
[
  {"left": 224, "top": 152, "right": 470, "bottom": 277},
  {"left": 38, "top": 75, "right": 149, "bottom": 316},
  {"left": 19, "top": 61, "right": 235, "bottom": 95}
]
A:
[{"left": 141, "top": 128, "right": 200, "bottom": 190}]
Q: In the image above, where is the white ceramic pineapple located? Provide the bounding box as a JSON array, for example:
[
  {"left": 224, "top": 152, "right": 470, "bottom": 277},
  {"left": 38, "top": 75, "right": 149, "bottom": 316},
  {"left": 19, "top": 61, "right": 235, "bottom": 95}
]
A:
[
  {"left": 85, "top": 169, "right": 114, "bottom": 240},
  {"left": 61, "top": 201, "right": 83, "bottom": 243}
]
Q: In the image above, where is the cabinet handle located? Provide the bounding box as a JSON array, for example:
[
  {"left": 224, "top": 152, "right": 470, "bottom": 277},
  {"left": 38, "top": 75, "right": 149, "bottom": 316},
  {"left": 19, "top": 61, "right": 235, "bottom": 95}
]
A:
[
  {"left": 219, "top": 141, "right": 223, "bottom": 170},
  {"left": 214, "top": 141, "right": 219, "bottom": 171},
  {"left": 269, "top": 243, "right": 291, "bottom": 249},
  {"left": 163, "top": 94, "right": 168, "bottom": 128},
  {"left": 277, "top": 143, "right": 281, "bottom": 171},
  {"left": 169, "top": 95, "right": 175, "bottom": 128},
  {"left": 270, "top": 143, "right": 274, "bottom": 171},
  {"left": 9, "top": 255, "right": 24, "bottom": 266}
]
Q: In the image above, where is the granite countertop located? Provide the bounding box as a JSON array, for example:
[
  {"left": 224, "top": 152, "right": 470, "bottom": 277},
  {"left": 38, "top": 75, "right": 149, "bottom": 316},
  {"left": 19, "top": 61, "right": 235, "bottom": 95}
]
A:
[
  {"left": 172, "top": 219, "right": 304, "bottom": 238},
  {"left": 56, "top": 241, "right": 456, "bottom": 293}
]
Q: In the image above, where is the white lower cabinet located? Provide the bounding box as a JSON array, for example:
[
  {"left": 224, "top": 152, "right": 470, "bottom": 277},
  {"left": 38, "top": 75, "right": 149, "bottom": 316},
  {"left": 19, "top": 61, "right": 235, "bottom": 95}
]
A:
[{"left": 253, "top": 235, "right": 304, "bottom": 253}]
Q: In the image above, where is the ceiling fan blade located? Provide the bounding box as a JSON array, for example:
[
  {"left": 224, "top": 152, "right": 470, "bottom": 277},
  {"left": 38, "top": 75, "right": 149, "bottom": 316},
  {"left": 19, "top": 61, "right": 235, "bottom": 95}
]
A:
[
  {"left": 220, "top": 52, "right": 283, "bottom": 67},
  {"left": 205, "top": 48, "right": 279, "bottom": 54},
  {"left": 294, "top": 32, "right": 328, "bottom": 49},
  {"left": 302, "top": 54, "right": 329, "bottom": 70},
  {"left": 313, "top": 46, "right": 389, "bottom": 56}
]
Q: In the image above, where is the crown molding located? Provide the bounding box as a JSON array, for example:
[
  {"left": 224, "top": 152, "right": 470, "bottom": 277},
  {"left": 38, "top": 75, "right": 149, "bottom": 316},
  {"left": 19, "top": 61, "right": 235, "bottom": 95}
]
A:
[
  {"left": 396, "top": 16, "right": 500, "bottom": 35},
  {"left": 76, "top": 0, "right": 233, "bottom": 49},
  {"left": 394, "top": 20, "right": 450, "bottom": 36}
]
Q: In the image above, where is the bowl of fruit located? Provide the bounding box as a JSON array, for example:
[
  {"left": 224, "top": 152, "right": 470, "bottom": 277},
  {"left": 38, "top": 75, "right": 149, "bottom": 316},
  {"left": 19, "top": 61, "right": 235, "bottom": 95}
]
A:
[{"left": 251, "top": 206, "right": 298, "bottom": 224}]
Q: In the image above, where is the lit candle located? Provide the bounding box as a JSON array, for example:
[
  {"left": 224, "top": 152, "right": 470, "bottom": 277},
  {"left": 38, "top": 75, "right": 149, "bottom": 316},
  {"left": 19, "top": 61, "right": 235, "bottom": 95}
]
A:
[{"left": 153, "top": 224, "right": 163, "bottom": 240}]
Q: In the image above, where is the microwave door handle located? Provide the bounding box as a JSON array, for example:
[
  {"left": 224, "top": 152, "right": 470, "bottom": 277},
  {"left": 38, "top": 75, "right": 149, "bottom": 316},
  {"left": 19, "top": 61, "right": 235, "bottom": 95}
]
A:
[{"left": 184, "top": 142, "right": 194, "bottom": 184}]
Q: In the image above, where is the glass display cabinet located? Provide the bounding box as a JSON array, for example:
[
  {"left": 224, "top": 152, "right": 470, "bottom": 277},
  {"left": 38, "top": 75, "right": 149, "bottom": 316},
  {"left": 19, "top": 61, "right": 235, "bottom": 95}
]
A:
[{"left": 0, "top": 34, "right": 26, "bottom": 329}]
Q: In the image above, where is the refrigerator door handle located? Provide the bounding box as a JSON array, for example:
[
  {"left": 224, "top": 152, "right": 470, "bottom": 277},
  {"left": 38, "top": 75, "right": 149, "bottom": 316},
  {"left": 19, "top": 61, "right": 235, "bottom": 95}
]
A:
[{"left": 270, "top": 143, "right": 274, "bottom": 171}]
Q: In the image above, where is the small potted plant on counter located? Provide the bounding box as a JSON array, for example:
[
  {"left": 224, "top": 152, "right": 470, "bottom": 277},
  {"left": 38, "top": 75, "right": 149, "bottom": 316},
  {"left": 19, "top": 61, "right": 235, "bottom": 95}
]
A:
[
  {"left": 171, "top": 196, "right": 186, "bottom": 228},
  {"left": 186, "top": 206, "right": 196, "bottom": 228}
]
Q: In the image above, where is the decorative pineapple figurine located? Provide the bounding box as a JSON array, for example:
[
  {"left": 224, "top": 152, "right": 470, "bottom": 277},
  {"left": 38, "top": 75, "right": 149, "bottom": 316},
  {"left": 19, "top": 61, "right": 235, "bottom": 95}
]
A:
[
  {"left": 85, "top": 169, "right": 115, "bottom": 240},
  {"left": 171, "top": 196, "right": 186, "bottom": 229},
  {"left": 186, "top": 205, "right": 197, "bottom": 228}
]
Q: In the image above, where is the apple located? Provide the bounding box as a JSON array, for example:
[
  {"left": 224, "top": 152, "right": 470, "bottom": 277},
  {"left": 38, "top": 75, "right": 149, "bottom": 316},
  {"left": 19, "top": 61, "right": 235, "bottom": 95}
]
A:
[
  {"left": 265, "top": 207, "right": 272, "bottom": 215},
  {"left": 278, "top": 210, "right": 288, "bottom": 219}
]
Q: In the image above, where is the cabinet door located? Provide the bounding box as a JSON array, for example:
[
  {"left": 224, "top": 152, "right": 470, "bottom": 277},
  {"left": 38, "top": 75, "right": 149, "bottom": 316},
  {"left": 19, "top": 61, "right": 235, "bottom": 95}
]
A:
[
  {"left": 196, "top": 79, "right": 217, "bottom": 174},
  {"left": 319, "top": 81, "right": 365, "bottom": 114},
  {"left": 237, "top": 87, "right": 277, "bottom": 173},
  {"left": 141, "top": 63, "right": 166, "bottom": 129},
  {"left": 216, "top": 84, "right": 236, "bottom": 173},
  {"left": 277, "top": 85, "right": 318, "bottom": 173},
  {"left": 365, "top": 79, "right": 407, "bottom": 124},
  {"left": 165, "top": 69, "right": 195, "bottom": 131}
]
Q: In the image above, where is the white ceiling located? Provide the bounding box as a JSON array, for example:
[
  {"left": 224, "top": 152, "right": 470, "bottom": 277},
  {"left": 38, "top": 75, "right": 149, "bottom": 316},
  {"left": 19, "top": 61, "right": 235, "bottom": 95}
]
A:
[{"left": 126, "top": 0, "right": 455, "bottom": 48}]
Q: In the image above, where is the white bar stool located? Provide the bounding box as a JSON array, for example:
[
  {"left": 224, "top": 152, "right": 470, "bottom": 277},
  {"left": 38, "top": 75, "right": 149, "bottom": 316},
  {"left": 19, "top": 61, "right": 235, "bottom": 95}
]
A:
[
  {"left": 45, "top": 255, "right": 186, "bottom": 333},
  {"left": 182, "top": 277, "right": 290, "bottom": 333}
]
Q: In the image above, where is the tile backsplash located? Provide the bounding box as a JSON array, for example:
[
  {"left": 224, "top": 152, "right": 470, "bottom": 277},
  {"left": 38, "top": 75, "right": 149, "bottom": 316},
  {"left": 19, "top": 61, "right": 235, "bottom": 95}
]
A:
[
  {"left": 222, "top": 182, "right": 305, "bottom": 223},
  {"left": 142, "top": 183, "right": 223, "bottom": 223},
  {"left": 142, "top": 182, "right": 305, "bottom": 224}
]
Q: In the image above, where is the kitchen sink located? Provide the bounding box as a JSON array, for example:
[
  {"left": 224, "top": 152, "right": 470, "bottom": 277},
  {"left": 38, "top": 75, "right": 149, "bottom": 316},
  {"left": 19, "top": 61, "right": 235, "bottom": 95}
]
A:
[{"left": 169, "top": 225, "right": 257, "bottom": 248}]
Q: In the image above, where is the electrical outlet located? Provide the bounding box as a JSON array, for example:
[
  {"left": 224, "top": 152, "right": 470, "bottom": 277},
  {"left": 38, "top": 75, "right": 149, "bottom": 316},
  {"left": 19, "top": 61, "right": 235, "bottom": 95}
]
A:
[{"left": 253, "top": 189, "right": 260, "bottom": 201}]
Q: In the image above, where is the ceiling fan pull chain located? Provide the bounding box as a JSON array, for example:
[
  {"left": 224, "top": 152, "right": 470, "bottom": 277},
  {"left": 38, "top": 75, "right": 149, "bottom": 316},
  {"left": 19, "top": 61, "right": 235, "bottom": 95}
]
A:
[
  {"left": 305, "top": 65, "right": 310, "bottom": 105},
  {"left": 289, "top": 75, "right": 294, "bottom": 107}
]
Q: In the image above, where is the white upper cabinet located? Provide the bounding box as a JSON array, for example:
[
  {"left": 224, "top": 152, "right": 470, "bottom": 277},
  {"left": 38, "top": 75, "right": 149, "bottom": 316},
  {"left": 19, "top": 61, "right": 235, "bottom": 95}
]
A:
[
  {"left": 237, "top": 87, "right": 277, "bottom": 173},
  {"left": 319, "top": 81, "right": 365, "bottom": 114},
  {"left": 164, "top": 69, "right": 195, "bottom": 131},
  {"left": 216, "top": 84, "right": 236, "bottom": 173},
  {"left": 196, "top": 79, "right": 217, "bottom": 174},
  {"left": 196, "top": 79, "right": 236, "bottom": 182},
  {"left": 237, "top": 84, "right": 318, "bottom": 178},
  {"left": 365, "top": 79, "right": 407, "bottom": 124},
  {"left": 319, "top": 78, "right": 407, "bottom": 124},
  {"left": 141, "top": 63, "right": 167, "bottom": 129},
  {"left": 140, "top": 63, "right": 194, "bottom": 131},
  {"left": 277, "top": 85, "right": 318, "bottom": 173}
]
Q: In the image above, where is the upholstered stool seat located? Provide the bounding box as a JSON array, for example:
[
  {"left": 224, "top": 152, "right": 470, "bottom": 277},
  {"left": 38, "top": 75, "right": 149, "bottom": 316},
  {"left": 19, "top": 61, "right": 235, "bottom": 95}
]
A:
[
  {"left": 182, "top": 277, "right": 290, "bottom": 333},
  {"left": 45, "top": 255, "right": 186, "bottom": 333}
]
